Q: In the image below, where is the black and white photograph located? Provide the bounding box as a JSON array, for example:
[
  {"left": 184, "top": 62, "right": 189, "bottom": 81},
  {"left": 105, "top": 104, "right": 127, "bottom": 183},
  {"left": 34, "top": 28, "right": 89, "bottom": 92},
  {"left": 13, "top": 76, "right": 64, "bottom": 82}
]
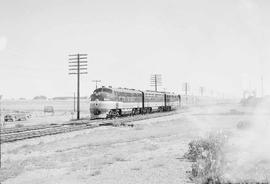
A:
[{"left": 0, "top": 0, "right": 270, "bottom": 183}]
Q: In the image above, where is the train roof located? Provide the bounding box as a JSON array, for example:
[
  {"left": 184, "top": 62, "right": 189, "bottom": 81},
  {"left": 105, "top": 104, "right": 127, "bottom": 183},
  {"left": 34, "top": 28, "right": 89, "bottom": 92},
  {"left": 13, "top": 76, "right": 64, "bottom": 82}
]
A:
[
  {"left": 144, "top": 90, "right": 178, "bottom": 96},
  {"left": 112, "top": 87, "right": 142, "bottom": 94},
  {"left": 94, "top": 86, "right": 179, "bottom": 96},
  {"left": 95, "top": 86, "right": 141, "bottom": 94}
]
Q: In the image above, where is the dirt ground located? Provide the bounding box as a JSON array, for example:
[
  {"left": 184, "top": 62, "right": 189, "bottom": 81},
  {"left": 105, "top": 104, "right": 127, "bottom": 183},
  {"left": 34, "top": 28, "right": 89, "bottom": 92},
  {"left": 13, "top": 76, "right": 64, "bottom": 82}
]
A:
[{"left": 0, "top": 103, "right": 263, "bottom": 184}]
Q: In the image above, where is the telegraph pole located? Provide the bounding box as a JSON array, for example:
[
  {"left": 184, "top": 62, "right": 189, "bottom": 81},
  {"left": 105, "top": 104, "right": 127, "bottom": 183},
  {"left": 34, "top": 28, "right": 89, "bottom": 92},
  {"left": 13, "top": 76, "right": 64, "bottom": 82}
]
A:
[
  {"left": 0, "top": 95, "right": 2, "bottom": 168},
  {"left": 92, "top": 80, "right": 101, "bottom": 89},
  {"left": 69, "top": 54, "right": 88, "bottom": 120},
  {"left": 150, "top": 74, "right": 162, "bottom": 91},
  {"left": 261, "top": 76, "right": 264, "bottom": 97},
  {"left": 73, "top": 92, "right": 76, "bottom": 112},
  {"left": 200, "top": 86, "right": 204, "bottom": 96},
  {"left": 182, "top": 82, "right": 189, "bottom": 104}
]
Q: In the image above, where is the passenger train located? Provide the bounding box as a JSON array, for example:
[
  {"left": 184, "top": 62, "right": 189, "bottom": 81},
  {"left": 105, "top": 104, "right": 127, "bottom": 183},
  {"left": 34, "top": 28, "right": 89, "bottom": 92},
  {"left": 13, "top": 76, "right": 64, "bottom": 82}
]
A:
[{"left": 90, "top": 86, "right": 181, "bottom": 119}]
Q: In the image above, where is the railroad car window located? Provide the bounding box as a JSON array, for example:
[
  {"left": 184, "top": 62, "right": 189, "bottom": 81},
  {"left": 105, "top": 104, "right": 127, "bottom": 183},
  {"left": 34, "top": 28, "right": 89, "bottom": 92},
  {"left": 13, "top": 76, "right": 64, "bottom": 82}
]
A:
[
  {"left": 94, "top": 88, "right": 102, "bottom": 93},
  {"left": 103, "top": 88, "right": 112, "bottom": 93},
  {"left": 90, "top": 94, "right": 104, "bottom": 101},
  {"left": 94, "top": 88, "right": 112, "bottom": 94}
]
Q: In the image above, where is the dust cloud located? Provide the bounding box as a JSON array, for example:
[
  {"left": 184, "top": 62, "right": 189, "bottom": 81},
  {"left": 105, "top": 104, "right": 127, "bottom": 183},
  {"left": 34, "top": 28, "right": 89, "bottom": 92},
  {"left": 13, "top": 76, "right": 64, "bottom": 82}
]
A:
[
  {"left": 184, "top": 100, "right": 270, "bottom": 183},
  {"left": 222, "top": 99, "right": 270, "bottom": 182}
]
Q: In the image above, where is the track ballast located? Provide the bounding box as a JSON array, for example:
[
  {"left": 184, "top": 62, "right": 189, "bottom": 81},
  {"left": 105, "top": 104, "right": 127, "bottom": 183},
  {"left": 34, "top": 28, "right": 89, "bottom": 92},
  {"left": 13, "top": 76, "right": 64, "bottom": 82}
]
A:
[{"left": 1, "top": 111, "right": 179, "bottom": 143}]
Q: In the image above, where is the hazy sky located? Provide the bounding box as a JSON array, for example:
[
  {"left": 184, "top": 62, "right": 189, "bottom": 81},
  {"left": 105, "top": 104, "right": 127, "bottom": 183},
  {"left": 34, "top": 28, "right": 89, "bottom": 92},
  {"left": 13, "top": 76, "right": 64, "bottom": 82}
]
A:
[{"left": 0, "top": 0, "right": 270, "bottom": 99}]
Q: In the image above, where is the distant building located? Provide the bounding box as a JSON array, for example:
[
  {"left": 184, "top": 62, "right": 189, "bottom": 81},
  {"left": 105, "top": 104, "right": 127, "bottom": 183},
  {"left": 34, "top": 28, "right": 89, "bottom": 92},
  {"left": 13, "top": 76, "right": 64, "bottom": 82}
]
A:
[
  {"left": 44, "top": 106, "right": 54, "bottom": 114},
  {"left": 52, "top": 96, "right": 88, "bottom": 100},
  {"left": 33, "top": 96, "right": 47, "bottom": 100}
]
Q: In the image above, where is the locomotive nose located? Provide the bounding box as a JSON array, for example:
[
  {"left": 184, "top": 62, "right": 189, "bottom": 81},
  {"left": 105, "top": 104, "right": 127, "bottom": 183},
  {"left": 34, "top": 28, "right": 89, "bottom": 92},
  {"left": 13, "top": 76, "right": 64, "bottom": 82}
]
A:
[
  {"left": 95, "top": 99, "right": 99, "bottom": 106},
  {"left": 93, "top": 109, "right": 101, "bottom": 115},
  {"left": 93, "top": 99, "right": 100, "bottom": 115}
]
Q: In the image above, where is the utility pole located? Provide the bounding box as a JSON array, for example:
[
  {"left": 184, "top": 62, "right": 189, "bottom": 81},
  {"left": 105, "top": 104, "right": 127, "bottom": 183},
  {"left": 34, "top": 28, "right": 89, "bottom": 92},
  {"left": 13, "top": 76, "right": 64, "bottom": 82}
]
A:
[
  {"left": 150, "top": 74, "right": 162, "bottom": 91},
  {"left": 182, "top": 82, "right": 189, "bottom": 104},
  {"left": 73, "top": 92, "right": 76, "bottom": 112},
  {"left": 92, "top": 80, "right": 101, "bottom": 89},
  {"left": 0, "top": 95, "right": 2, "bottom": 168},
  {"left": 260, "top": 56, "right": 264, "bottom": 98},
  {"left": 200, "top": 86, "right": 204, "bottom": 96},
  {"left": 261, "top": 76, "right": 264, "bottom": 97},
  {"left": 69, "top": 54, "right": 88, "bottom": 120}
]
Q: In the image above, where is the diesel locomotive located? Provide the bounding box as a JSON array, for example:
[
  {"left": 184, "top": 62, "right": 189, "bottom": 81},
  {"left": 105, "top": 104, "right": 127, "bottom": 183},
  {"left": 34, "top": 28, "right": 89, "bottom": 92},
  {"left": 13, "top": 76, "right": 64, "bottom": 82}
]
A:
[{"left": 90, "top": 86, "right": 181, "bottom": 119}]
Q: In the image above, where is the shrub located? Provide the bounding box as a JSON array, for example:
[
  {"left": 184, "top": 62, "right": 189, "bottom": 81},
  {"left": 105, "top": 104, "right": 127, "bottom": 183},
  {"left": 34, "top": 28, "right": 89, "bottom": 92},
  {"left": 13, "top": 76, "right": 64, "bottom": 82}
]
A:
[{"left": 184, "top": 133, "right": 227, "bottom": 184}]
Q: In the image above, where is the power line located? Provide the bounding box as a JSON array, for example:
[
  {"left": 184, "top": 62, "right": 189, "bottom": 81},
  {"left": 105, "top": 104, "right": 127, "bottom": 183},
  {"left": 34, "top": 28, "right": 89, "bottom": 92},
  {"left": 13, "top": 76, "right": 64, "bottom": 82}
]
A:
[{"left": 68, "top": 54, "right": 88, "bottom": 120}]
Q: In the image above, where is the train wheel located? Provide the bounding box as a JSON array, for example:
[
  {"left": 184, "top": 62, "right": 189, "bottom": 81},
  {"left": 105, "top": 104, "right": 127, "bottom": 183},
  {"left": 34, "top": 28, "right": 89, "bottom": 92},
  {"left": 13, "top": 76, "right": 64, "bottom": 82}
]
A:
[{"left": 108, "top": 110, "right": 118, "bottom": 119}]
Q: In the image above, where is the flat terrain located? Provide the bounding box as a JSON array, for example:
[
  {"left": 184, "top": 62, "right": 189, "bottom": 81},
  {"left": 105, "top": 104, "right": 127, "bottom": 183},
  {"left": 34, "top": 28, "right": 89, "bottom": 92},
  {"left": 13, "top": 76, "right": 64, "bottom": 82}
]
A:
[
  {"left": 1, "top": 103, "right": 268, "bottom": 184},
  {"left": 1, "top": 99, "right": 90, "bottom": 128}
]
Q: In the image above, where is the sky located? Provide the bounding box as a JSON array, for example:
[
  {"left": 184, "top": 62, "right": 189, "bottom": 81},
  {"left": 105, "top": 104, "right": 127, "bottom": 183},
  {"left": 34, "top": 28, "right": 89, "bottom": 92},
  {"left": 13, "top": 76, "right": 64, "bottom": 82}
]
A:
[{"left": 0, "top": 0, "right": 270, "bottom": 99}]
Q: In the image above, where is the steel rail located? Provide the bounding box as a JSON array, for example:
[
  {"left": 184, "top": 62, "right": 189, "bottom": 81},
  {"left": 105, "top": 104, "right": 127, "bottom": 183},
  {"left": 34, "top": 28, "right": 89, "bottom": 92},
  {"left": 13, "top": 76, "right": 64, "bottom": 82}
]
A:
[{"left": 1, "top": 111, "right": 179, "bottom": 143}]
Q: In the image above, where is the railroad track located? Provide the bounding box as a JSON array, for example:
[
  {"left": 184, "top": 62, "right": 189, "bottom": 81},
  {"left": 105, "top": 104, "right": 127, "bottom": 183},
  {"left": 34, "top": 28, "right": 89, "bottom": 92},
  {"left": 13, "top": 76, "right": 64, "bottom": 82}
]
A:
[
  {"left": 0, "top": 111, "right": 179, "bottom": 143},
  {"left": 1, "top": 124, "right": 99, "bottom": 143},
  {"left": 1, "top": 124, "right": 63, "bottom": 134},
  {"left": 1, "top": 119, "right": 100, "bottom": 135}
]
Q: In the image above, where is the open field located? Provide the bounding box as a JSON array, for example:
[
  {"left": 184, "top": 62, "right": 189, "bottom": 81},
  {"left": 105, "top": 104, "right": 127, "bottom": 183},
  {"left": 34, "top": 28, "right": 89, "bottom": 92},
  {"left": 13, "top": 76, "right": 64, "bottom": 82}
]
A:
[
  {"left": 2, "top": 103, "right": 268, "bottom": 184},
  {"left": 1, "top": 99, "right": 90, "bottom": 113},
  {"left": 0, "top": 99, "right": 232, "bottom": 128},
  {"left": 1, "top": 100, "right": 90, "bottom": 128}
]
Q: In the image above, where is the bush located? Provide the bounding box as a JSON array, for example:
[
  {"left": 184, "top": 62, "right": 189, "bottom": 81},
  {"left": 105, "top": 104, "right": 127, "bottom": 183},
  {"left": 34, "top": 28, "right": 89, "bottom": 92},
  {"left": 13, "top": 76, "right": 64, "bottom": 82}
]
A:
[{"left": 184, "top": 133, "right": 227, "bottom": 184}]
